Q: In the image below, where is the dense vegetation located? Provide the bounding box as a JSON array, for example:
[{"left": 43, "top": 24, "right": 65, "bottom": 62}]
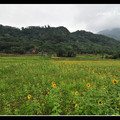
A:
[
  {"left": 0, "top": 24, "right": 120, "bottom": 57},
  {"left": 0, "top": 56, "right": 120, "bottom": 115}
]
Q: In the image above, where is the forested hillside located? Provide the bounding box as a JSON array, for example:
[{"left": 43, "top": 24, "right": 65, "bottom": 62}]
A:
[{"left": 0, "top": 24, "right": 120, "bottom": 56}]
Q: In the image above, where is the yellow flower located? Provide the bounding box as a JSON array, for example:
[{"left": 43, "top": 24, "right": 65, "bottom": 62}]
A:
[
  {"left": 53, "top": 84, "right": 56, "bottom": 88},
  {"left": 107, "top": 72, "right": 110, "bottom": 76},
  {"left": 37, "top": 83, "right": 39, "bottom": 85},
  {"left": 87, "top": 83, "right": 90, "bottom": 87},
  {"left": 75, "top": 104, "right": 77, "bottom": 108},
  {"left": 27, "top": 94, "right": 31, "bottom": 99},
  {"left": 75, "top": 91, "right": 78, "bottom": 95},
  {"left": 48, "top": 92, "right": 50, "bottom": 94},
  {"left": 52, "top": 82, "right": 55, "bottom": 85},
  {"left": 42, "top": 75, "right": 44, "bottom": 78},
  {"left": 113, "top": 79, "right": 118, "bottom": 84},
  {"left": 98, "top": 100, "right": 102, "bottom": 105}
]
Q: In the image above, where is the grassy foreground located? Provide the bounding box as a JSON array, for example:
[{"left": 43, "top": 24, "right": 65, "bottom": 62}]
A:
[{"left": 0, "top": 55, "right": 120, "bottom": 115}]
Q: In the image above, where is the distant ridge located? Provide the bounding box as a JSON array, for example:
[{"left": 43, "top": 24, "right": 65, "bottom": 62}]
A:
[{"left": 97, "top": 28, "right": 120, "bottom": 41}]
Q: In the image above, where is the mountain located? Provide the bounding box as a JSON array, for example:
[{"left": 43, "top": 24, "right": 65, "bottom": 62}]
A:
[
  {"left": 97, "top": 28, "right": 120, "bottom": 41},
  {"left": 0, "top": 24, "right": 120, "bottom": 55}
]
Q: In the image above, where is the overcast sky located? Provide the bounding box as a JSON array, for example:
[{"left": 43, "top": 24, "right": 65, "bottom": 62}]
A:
[{"left": 0, "top": 4, "right": 120, "bottom": 33}]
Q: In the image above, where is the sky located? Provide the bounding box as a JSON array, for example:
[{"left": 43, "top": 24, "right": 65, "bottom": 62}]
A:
[{"left": 0, "top": 4, "right": 120, "bottom": 33}]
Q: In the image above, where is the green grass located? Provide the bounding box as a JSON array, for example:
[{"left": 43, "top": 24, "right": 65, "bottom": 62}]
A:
[{"left": 0, "top": 55, "right": 120, "bottom": 115}]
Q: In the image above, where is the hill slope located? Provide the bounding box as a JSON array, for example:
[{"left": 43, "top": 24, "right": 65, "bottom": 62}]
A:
[
  {"left": 0, "top": 24, "right": 120, "bottom": 55},
  {"left": 97, "top": 28, "right": 120, "bottom": 41}
]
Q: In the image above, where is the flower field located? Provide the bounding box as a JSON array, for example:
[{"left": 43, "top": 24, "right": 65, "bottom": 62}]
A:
[{"left": 0, "top": 55, "right": 120, "bottom": 115}]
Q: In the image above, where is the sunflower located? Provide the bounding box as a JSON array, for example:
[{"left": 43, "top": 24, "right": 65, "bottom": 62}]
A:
[
  {"left": 27, "top": 94, "right": 31, "bottom": 99},
  {"left": 113, "top": 79, "right": 118, "bottom": 84},
  {"left": 113, "top": 75, "right": 116, "bottom": 78},
  {"left": 75, "top": 104, "right": 77, "bottom": 108},
  {"left": 37, "top": 83, "right": 39, "bottom": 85},
  {"left": 107, "top": 72, "right": 110, "bottom": 76},
  {"left": 53, "top": 84, "right": 56, "bottom": 88},
  {"left": 98, "top": 100, "right": 102, "bottom": 105},
  {"left": 52, "top": 82, "right": 55, "bottom": 85},
  {"left": 87, "top": 83, "right": 90, "bottom": 87},
  {"left": 42, "top": 75, "right": 44, "bottom": 78},
  {"left": 75, "top": 91, "right": 78, "bottom": 95}
]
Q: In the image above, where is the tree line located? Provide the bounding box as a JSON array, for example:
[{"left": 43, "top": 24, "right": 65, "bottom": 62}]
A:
[{"left": 0, "top": 24, "right": 120, "bottom": 57}]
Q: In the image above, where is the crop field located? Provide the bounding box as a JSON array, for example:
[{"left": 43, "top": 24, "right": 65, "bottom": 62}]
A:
[{"left": 0, "top": 55, "right": 120, "bottom": 115}]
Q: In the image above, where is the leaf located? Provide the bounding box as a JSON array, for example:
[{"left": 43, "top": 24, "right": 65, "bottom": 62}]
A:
[
  {"left": 51, "top": 112, "right": 59, "bottom": 115},
  {"left": 114, "top": 104, "right": 117, "bottom": 108},
  {"left": 57, "top": 109, "right": 62, "bottom": 113},
  {"left": 52, "top": 106, "right": 57, "bottom": 112}
]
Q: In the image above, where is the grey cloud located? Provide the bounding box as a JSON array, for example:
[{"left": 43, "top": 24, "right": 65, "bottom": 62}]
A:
[
  {"left": 0, "top": 4, "right": 120, "bottom": 33},
  {"left": 72, "top": 4, "right": 120, "bottom": 33}
]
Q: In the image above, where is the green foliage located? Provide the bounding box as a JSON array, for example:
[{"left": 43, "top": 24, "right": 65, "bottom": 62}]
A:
[
  {"left": 0, "top": 56, "right": 120, "bottom": 115},
  {"left": 0, "top": 24, "right": 120, "bottom": 56}
]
